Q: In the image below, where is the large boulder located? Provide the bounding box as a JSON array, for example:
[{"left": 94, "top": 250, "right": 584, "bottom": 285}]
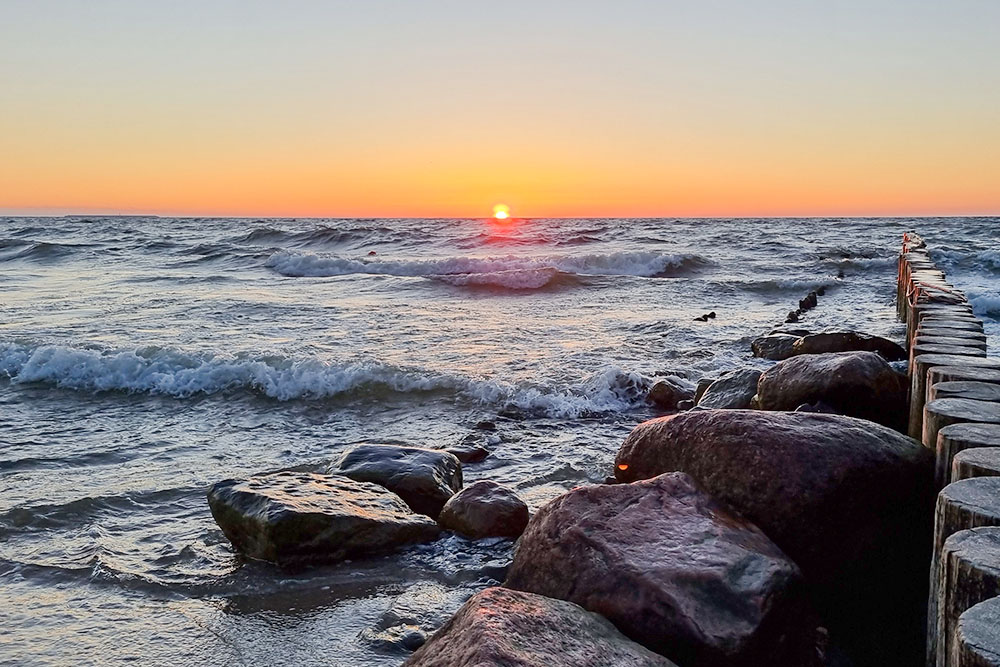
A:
[
  {"left": 751, "top": 333, "right": 798, "bottom": 360},
  {"left": 505, "top": 472, "right": 822, "bottom": 666},
  {"left": 207, "top": 471, "right": 441, "bottom": 568},
  {"left": 697, "top": 368, "right": 762, "bottom": 409},
  {"left": 755, "top": 351, "right": 908, "bottom": 431},
  {"left": 404, "top": 587, "right": 677, "bottom": 667},
  {"left": 791, "top": 331, "right": 907, "bottom": 361},
  {"left": 614, "top": 410, "right": 934, "bottom": 665},
  {"left": 329, "top": 444, "right": 462, "bottom": 519},
  {"left": 438, "top": 480, "right": 529, "bottom": 539}
]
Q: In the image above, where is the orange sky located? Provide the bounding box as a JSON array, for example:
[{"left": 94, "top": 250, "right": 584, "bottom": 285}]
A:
[{"left": 2, "top": 2, "right": 999, "bottom": 218}]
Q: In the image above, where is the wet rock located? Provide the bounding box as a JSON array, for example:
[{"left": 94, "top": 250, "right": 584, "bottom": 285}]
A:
[
  {"left": 330, "top": 444, "right": 462, "bottom": 519},
  {"left": 207, "top": 471, "right": 441, "bottom": 568},
  {"left": 706, "top": 311, "right": 716, "bottom": 319},
  {"left": 694, "top": 377, "right": 716, "bottom": 403},
  {"left": 647, "top": 377, "right": 694, "bottom": 410},
  {"left": 505, "top": 472, "right": 823, "bottom": 666},
  {"left": 791, "top": 331, "right": 907, "bottom": 361},
  {"left": 404, "top": 587, "right": 676, "bottom": 667},
  {"left": 473, "top": 420, "right": 496, "bottom": 431},
  {"left": 676, "top": 399, "right": 695, "bottom": 411},
  {"left": 786, "top": 310, "right": 800, "bottom": 323},
  {"left": 755, "top": 351, "right": 908, "bottom": 431},
  {"left": 799, "top": 292, "right": 818, "bottom": 310},
  {"left": 438, "top": 481, "right": 529, "bottom": 539},
  {"left": 696, "top": 368, "right": 762, "bottom": 410},
  {"left": 769, "top": 327, "right": 811, "bottom": 337},
  {"left": 440, "top": 437, "right": 491, "bottom": 464},
  {"left": 614, "top": 410, "right": 934, "bottom": 665},
  {"left": 751, "top": 333, "right": 799, "bottom": 361}
]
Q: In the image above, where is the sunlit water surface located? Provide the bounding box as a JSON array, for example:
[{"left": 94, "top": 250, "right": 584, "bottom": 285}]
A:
[{"left": 1, "top": 216, "right": 996, "bottom": 666}]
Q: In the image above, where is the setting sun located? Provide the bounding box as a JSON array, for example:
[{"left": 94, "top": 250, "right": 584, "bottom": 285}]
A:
[{"left": 493, "top": 204, "right": 510, "bottom": 220}]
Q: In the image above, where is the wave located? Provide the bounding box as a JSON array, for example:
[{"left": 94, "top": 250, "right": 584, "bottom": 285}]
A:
[
  {"left": 429, "top": 268, "right": 580, "bottom": 290},
  {"left": 233, "top": 224, "right": 402, "bottom": 249},
  {"left": 0, "top": 343, "right": 653, "bottom": 418},
  {"left": 264, "top": 250, "right": 708, "bottom": 280},
  {"left": 932, "top": 249, "right": 1000, "bottom": 275},
  {"left": 970, "top": 294, "right": 1000, "bottom": 319},
  {"left": 0, "top": 240, "right": 90, "bottom": 262}
]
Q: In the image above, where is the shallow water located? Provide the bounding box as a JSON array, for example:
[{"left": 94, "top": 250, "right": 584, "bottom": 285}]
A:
[{"left": 0, "top": 216, "right": 995, "bottom": 666}]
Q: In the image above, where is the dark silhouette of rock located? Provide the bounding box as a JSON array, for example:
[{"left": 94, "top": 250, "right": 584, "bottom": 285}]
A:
[
  {"left": 794, "top": 401, "right": 839, "bottom": 414},
  {"left": 799, "top": 292, "right": 818, "bottom": 310},
  {"left": 207, "top": 471, "right": 441, "bottom": 568},
  {"left": 751, "top": 334, "right": 799, "bottom": 360},
  {"left": 676, "top": 399, "right": 695, "bottom": 410},
  {"left": 505, "top": 472, "right": 823, "bottom": 667},
  {"left": 404, "top": 587, "right": 677, "bottom": 667},
  {"left": 438, "top": 480, "right": 529, "bottom": 539},
  {"left": 473, "top": 420, "right": 496, "bottom": 431},
  {"left": 755, "top": 351, "right": 908, "bottom": 431},
  {"left": 707, "top": 311, "right": 717, "bottom": 319},
  {"left": 791, "top": 331, "right": 907, "bottom": 361},
  {"left": 786, "top": 310, "right": 800, "bottom": 323},
  {"left": 330, "top": 444, "right": 462, "bottom": 519},
  {"left": 614, "top": 410, "right": 934, "bottom": 665},
  {"left": 647, "top": 378, "right": 694, "bottom": 410},
  {"left": 694, "top": 377, "right": 716, "bottom": 403},
  {"left": 697, "top": 368, "right": 762, "bottom": 409}
]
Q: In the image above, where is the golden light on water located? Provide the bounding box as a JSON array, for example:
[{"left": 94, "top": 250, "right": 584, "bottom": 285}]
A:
[{"left": 493, "top": 204, "right": 510, "bottom": 220}]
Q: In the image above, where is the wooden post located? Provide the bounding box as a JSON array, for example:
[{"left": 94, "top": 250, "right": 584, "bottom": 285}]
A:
[
  {"left": 924, "top": 399, "right": 1000, "bottom": 450},
  {"left": 910, "top": 357, "right": 1000, "bottom": 440},
  {"left": 953, "top": 448, "right": 1000, "bottom": 484},
  {"left": 936, "top": 527, "right": 1000, "bottom": 667},
  {"left": 952, "top": 596, "right": 1000, "bottom": 666},
  {"left": 930, "top": 481, "right": 1000, "bottom": 666}
]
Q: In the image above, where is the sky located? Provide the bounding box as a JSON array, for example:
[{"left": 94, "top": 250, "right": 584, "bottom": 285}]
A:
[{"left": 1, "top": 0, "right": 999, "bottom": 218}]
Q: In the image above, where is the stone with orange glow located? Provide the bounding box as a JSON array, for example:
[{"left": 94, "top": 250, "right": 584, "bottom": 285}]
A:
[
  {"left": 207, "top": 470, "right": 441, "bottom": 568},
  {"left": 614, "top": 409, "right": 933, "bottom": 665},
  {"left": 404, "top": 587, "right": 677, "bottom": 667},
  {"left": 505, "top": 472, "right": 824, "bottom": 666}
]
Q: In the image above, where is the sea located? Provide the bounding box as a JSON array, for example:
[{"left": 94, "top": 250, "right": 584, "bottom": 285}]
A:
[{"left": 1, "top": 216, "right": 996, "bottom": 666}]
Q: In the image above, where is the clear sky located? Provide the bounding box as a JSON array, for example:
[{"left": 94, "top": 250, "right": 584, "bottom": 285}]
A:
[{"left": 2, "top": 0, "right": 998, "bottom": 218}]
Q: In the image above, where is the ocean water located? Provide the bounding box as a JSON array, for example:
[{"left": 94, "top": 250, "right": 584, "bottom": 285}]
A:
[{"left": 0, "top": 216, "right": 996, "bottom": 666}]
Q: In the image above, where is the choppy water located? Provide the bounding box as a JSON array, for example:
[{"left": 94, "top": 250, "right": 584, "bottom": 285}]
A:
[{"left": 1, "top": 216, "right": 995, "bottom": 666}]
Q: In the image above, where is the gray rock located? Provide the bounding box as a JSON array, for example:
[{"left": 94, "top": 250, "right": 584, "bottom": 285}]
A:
[
  {"left": 647, "top": 377, "right": 694, "bottom": 410},
  {"left": 755, "top": 351, "right": 908, "bottom": 431},
  {"left": 505, "top": 472, "right": 823, "bottom": 666},
  {"left": 614, "top": 410, "right": 933, "bottom": 665},
  {"left": 751, "top": 334, "right": 799, "bottom": 360},
  {"left": 697, "top": 368, "right": 762, "bottom": 409},
  {"left": 330, "top": 444, "right": 462, "bottom": 519},
  {"left": 207, "top": 471, "right": 441, "bottom": 568},
  {"left": 791, "top": 331, "right": 907, "bottom": 361},
  {"left": 438, "top": 481, "right": 529, "bottom": 539}
]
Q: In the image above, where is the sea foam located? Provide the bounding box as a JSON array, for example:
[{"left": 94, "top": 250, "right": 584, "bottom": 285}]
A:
[{"left": 0, "top": 342, "right": 654, "bottom": 418}]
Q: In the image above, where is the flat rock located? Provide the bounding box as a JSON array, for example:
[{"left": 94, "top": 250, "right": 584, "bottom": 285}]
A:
[
  {"left": 330, "top": 444, "right": 462, "bottom": 519},
  {"left": 505, "top": 472, "right": 822, "bottom": 666},
  {"left": 697, "top": 368, "right": 762, "bottom": 409},
  {"left": 207, "top": 471, "right": 441, "bottom": 568},
  {"left": 614, "top": 410, "right": 933, "bottom": 664},
  {"left": 755, "top": 351, "right": 908, "bottom": 430},
  {"left": 438, "top": 480, "right": 529, "bottom": 539},
  {"left": 404, "top": 587, "right": 677, "bottom": 667},
  {"left": 791, "top": 331, "right": 907, "bottom": 361}
]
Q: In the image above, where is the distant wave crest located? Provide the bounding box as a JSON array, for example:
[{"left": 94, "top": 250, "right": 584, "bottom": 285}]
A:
[
  {"left": 0, "top": 342, "right": 655, "bottom": 418},
  {"left": 264, "top": 250, "right": 708, "bottom": 282}
]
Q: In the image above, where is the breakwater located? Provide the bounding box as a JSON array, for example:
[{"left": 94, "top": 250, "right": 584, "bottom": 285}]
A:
[{"left": 899, "top": 232, "right": 1000, "bottom": 667}]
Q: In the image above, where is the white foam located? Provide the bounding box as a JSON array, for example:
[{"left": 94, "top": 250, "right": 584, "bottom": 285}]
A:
[
  {"left": 0, "top": 342, "right": 652, "bottom": 418},
  {"left": 264, "top": 249, "right": 704, "bottom": 279}
]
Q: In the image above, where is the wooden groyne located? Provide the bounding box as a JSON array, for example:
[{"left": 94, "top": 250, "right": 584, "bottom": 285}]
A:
[{"left": 898, "top": 232, "right": 1000, "bottom": 667}]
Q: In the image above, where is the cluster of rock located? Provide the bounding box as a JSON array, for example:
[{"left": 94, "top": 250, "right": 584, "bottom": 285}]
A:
[
  {"left": 897, "top": 232, "right": 1000, "bottom": 667},
  {"left": 207, "top": 440, "right": 530, "bottom": 571},
  {"left": 202, "top": 231, "right": 1000, "bottom": 666}
]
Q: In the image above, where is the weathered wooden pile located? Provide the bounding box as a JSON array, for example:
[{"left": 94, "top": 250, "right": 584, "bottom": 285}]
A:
[{"left": 898, "top": 232, "right": 1000, "bottom": 667}]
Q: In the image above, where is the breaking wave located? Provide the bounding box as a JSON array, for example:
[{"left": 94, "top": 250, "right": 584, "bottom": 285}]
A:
[
  {"left": 0, "top": 343, "right": 653, "bottom": 418},
  {"left": 264, "top": 250, "right": 708, "bottom": 280}
]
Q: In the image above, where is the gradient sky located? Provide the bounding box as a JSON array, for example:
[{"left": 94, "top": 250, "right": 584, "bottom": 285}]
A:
[{"left": 2, "top": 0, "right": 999, "bottom": 217}]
